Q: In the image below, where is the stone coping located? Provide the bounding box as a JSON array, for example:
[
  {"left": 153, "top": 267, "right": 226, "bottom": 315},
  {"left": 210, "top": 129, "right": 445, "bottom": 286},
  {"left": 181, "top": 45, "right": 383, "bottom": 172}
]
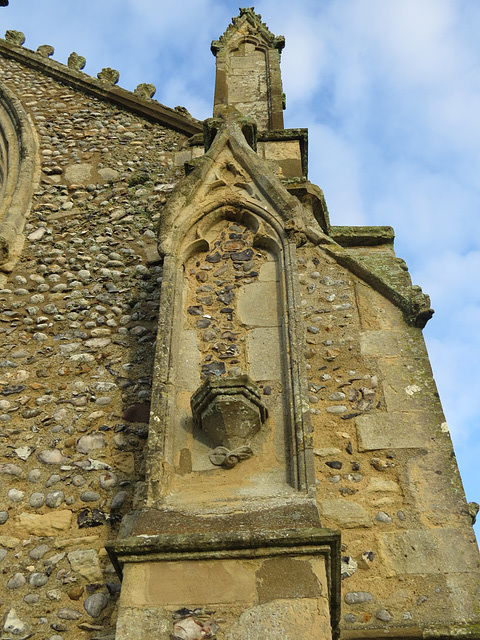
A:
[
  {"left": 330, "top": 225, "right": 395, "bottom": 247},
  {"left": 0, "top": 38, "right": 203, "bottom": 137}
]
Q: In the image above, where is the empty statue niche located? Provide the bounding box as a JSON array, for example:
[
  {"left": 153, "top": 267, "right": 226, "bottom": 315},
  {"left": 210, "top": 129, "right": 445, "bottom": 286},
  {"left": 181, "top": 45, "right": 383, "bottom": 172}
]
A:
[{"left": 169, "top": 210, "right": 294, "bottom": 502}]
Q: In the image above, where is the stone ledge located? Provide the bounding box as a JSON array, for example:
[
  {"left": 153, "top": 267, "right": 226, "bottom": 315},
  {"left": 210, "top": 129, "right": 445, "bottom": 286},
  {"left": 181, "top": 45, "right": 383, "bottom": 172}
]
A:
[{"left": 330, "top": 225, "right": 395, "bottom": 247}]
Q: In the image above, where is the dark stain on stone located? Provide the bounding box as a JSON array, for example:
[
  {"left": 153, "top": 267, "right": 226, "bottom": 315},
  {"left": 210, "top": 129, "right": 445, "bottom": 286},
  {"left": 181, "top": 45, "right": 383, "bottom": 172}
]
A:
[
  {"left": 178, "top": 448, "right": 192, "bottom": 475},
  {"left": 256, "top": 557, "right": 321, "bottom": 604},
  {"left": 123, "top": 403, "right": 151, "bottom": 423}
]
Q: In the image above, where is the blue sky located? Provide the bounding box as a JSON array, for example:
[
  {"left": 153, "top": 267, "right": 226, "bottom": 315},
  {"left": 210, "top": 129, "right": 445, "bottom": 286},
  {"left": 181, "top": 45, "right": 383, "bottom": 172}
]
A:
[{"left": 2, "top": 0, "right": 479, "bottom": 534}]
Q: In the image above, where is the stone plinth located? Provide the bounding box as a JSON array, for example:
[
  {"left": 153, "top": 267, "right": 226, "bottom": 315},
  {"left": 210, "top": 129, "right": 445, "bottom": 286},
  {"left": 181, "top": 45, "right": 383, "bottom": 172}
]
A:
[{"left": 107, "top": 528, "right": 341, "bottom": 640}]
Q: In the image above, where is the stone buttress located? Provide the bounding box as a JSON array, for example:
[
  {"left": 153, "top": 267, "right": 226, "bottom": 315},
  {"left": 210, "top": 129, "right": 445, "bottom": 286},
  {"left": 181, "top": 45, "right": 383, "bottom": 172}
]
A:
[
  {"left": 107, "top": 9, "right": 480, "bottom": 640},
  {"left": 0, "top": 8, "right": 476, "bottom": 640}
]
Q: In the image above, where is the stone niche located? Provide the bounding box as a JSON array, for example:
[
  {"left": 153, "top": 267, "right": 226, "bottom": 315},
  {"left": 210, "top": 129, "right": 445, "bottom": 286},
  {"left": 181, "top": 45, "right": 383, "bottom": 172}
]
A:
[{"left": 141, "top": 197, "right": 318, "bottom": 514}]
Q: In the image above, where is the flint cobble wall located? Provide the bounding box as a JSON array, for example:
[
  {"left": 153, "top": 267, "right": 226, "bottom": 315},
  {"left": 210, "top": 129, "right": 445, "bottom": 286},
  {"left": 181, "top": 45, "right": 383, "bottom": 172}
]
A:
[{"left": 0, "top": 55, "right": 187, "bottom": 639}]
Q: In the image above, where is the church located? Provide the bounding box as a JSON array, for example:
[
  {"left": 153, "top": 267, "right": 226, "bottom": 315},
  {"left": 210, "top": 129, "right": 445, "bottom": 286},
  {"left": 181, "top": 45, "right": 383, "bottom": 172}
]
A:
[{"left": 0, "top": 8, "right": 478, "bottom": 640}]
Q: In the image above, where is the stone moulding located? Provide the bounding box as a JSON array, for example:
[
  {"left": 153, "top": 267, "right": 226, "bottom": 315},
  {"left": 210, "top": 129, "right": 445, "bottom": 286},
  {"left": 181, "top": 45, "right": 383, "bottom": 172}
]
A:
[
  {"left": 0, "top": 80, "right": 39, "bottom": 270},
  {"left": 106, "top": 527, "right": 342, "bottom": 640}
]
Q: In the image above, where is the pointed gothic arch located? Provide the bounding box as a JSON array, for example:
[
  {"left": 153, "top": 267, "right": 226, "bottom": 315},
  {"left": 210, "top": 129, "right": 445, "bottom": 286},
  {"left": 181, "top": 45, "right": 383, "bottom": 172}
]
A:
[{"left": 0, "top": 80, "right": 39, "bottom": 269}]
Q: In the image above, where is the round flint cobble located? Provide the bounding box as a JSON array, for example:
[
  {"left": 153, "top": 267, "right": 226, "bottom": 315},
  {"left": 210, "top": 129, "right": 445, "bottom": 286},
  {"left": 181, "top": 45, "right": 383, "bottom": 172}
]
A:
[
  {"left": 84, "top": 592, "right": 109, "bottom": 618},
  {"left": 7, "top": 572, "right": 26, "bottom": 589},
  {"left": 81, "top": 491, "right": 100, "bottom": 502},
  {"left": 30, "top": 572, "right": 49, "bottom": 587},
  {"left": 29, "top": 544, "right": 49, "bottom": 560},
  {"left": 376, "top": 511, "right": 393, "bottom": 523},
  {"left": 7, "top": 488, "right": 24, "bottom": 502},
  {"left": 344, "top": 591, "right": 373, "bottom": 605},
  {"left": 111, "top": 490, "right": 128, "bottom": 511},
  {"left": 30, "top": 492, "right": 45, "bottom": 508},
  {"left": 376, "top": 609, "right": 393, "bottom": 622},
  {"left": 46, "top": 490, "right": 65, "bottom": 508},
  {"left": 57, "top": 608, "right": 82, "bottom": 620}
]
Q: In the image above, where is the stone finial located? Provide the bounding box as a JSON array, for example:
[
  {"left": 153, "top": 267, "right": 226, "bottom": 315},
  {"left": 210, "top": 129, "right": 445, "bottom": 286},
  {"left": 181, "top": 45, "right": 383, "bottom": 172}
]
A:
[
  {"left": 174, "top": 106, "right": 192, "bottom": 118},
  {"left": 134, "top": 83, "right": 156, "bottom": 100},
  {"left": 97, "top": 67, "right": 119, "bottom": 85},
  {"left": 68, "top": 52, "right": 86, "bottom": 71},
  {"left": 0, "top": 1, "right": 9, "bottom": 6},
  {"left": 5, "top": 30, "right": 25, "bottom": 46},
  {"left": 211, "top": 8, "right": 285, "bottom": 130},
  {"left": 36, "top": 45, "right": 54, "bottom": 58}
]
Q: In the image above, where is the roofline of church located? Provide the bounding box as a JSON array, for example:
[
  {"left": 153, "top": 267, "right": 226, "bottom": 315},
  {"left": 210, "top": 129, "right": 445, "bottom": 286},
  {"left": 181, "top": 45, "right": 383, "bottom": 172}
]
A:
[{"left": 0, "top": 37, "right": 203, "bottom": 137}]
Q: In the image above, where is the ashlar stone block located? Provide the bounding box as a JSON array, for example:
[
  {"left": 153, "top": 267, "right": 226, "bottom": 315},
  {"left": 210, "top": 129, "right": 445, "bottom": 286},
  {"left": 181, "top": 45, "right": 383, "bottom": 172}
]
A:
[
  {"left": 380, "top": 529, "right": 480, "bottom": 576},
  {"left": 246, "top": 328, "right": 282, "bottom": 380},
  {"left": 356, "top": 411, "right": 435, "bottom": 451},
  {"left": 237, "top": 280, "right": 279, "bottom": 327}
]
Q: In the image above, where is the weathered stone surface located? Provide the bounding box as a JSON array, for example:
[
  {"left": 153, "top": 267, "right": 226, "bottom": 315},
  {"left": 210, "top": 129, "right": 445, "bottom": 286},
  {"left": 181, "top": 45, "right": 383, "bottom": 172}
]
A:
[
  {"left": 223, "top": 598, "right": 331, "bottom": 640},
  {"left": 365, "top": 478, "right": 400, "bottom": 493},
  {"left": 191, "top": 375, "right": 266, "bottom": 449},
  {"left": 237, "top": 281, "right": 279, "bottom": 326},
  {"left": 255, "top": 557, "right": 321, "bottom": 603},
  {"left": 380, "top": 529, "right": 480, "bottom": 575},
  {"left": 16, "top": 511, "right": 72, "bottom": 536},
  {"left": 98, "top": 167, "right": 120, "bottom": 182},
  {"left": 97, "top": 67, "right": 120, "bottom": 84},
  {"left": 357, "top": 411, "right": 434, "bottom": 451},
  {"left": 36, "top": 44, "right": 54, "bottom": 58},
  {"left": 67, "top": 51, "right": 86, "bottom": 70},
  {"left": 124, "top": 559, "right": 256, "bottom": 606},
  {"left": 64, "top": 163, "right": 93, "bottom": 184},
  {"left": 378, "top": 358, "right": 438, "bottom": 413},
  {"left": 246, "top": 328, "right": 282, "bottom": 380},
  {"left": 5, "top": 30, "right": 25, "bottom": 45},
  {"left": 67, "top": 549, "right": 103, "bottom": 581},
  {"left": 0, "top": 535, "right": 20, "bottom": 548},
  {"left": 177, "top": 329, "right": 201, "bottom": 391},
  {"left": 319, "top": 499, "right": 372, "bottom": 528},
  {"left": 360, "top": 329, "right": 422, "bottom": 358},
  {"left": 134, "top": 83, "right": 156, "bottom": 99}
]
